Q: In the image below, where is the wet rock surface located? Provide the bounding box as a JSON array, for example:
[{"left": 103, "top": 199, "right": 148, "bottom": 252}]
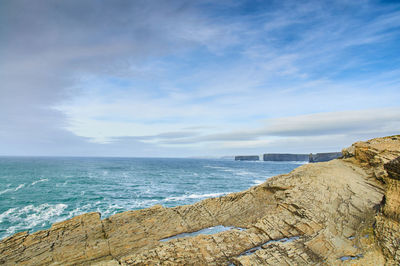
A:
[{"left": 1, "top": 135, "right": 400, "bottom": 265}]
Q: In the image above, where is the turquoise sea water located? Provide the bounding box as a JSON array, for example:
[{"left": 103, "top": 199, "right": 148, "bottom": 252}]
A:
[{"left": 0, "top": 157, "right": 305, "bottom": 240}]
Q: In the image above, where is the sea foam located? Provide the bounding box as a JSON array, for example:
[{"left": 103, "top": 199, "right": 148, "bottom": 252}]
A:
[
  {"left": 0, "top": 204, "right": 68, "bottom": 236},
  {"left": 0, "top": 184, "right": 25, "bottom": 195},
  {"left": 31, "top": 178, "right": 49, "bottom": 186},
  {"left": 164, "top": 192, "right": 232, "bottom": 202}
]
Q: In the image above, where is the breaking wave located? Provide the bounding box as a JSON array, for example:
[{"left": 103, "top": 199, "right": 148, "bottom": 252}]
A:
[
  {"left": 164, "top": 192, "right": 231, "bottom": 202},
  {"left": 0, "top": 184, "right": 25, "bottom": 195},
  {"left": 31, "top": 179, "right": 49, "bottom": 186},
  {"left": 253, "top": 179, "right": 265, "bottom": 185},
  {"left": 0, "top": 204, "right": 68, "bottom": 236}
]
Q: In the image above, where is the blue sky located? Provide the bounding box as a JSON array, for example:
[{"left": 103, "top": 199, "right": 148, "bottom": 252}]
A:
[{"left": 1, "top": 0, "right": 400, "bottom": 157}]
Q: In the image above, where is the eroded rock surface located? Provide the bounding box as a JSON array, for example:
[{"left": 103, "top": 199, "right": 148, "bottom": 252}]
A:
[{"left": 1, "top": 135, "right": 400, "bottom": 265}]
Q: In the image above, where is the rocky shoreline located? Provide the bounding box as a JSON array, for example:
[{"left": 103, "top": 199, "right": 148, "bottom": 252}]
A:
[{"left": 1, "top": 135, "right": 399, "bottom": 265}]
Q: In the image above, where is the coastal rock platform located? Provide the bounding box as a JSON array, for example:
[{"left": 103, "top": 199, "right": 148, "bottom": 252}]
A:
[{"left": 1, "top": 136, "right": 400, "bottom": 265}]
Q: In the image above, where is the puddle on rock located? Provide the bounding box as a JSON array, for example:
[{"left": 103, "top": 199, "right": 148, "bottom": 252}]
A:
[
  {"left": 339, "top": 254, "right": 363, "bottom": 261},
  {"left": 265, "top": 236, "right": 300, "bottom": 245},
  {"left": 160, "top": 225, "right": 244, "bottom": 242}
]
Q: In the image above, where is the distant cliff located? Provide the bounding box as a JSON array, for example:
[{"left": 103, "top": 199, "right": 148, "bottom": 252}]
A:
[
  {"left": 262, "top": 152, "right": 342, "bottom": 162},
  {"left": 309, "top": 152, "right": 342, "bottom": 163},
  {"left": 263, "top": 153, "right": 309, "bottom": 161},
  {"left": 235, "top": 155, "right": 259, "bottom": 161}
]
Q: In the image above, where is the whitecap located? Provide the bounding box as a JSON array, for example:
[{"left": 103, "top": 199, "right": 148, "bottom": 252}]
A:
[
  {"left": 130, "top": 199, "right": 159, "bottom": 208},
  {"left": 31, "top": 178, "right": 49, "bottom": 186},
  {"left": 204, "top": 165, "right": 238, "bottom": 173},
  {"left": 0, "top": 208, "right": 17, "bottom": 222},
  {"left": 56, "top": 180, "right": 69, "bottom": 187},
  {"left": 5, "top": 225, "right": 19, "bottom": 236},
  {"left": 14, "top": 184, "right": 25, "bottom": 191},
  {"left": 0, "top": 184, "right": 26, "bottom": 195},
  {"left": 220, "top": 169, "right": 235, "bottom": 173},
  {"left": 253, "top": 179, "right": 265, "bottom": 185},
  {"left": 27, "top": 204, "right": 67, "bottom": 223},
  {"left": 288, "top": 161, "right": 308, "bottom": 164},
  {"left": 7, "top": 204, "right": 67, "bottom": 229},
  {"left": 0, "top": 188, "right": 13, "bottom": 195},
  {"left": 235, "top": 171, "right": 254, "bottom": 176},
  {"left": 0, "top": 203, "right": 69, "bottom": 239},
  {"left": 164, "top": 192, "right": 231, "bottom": 202},
  {"left": 204, "top": 165, "right": 230, "bottom": 170},
  {"left": 102, "top": 204, "right": 123, "bottom": 216},
  {"left": 66, "top": 203, "right": 92, "bottom": 219}
]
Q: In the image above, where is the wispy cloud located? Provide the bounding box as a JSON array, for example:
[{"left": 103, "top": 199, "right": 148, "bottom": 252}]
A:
[{"left": 141, "top": 108, "right": 400, "bottom": 144}]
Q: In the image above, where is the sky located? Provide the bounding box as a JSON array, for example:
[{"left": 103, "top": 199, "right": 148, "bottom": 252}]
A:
[{"left": 1, "top": 0, "right": 400, "bottom": 157}]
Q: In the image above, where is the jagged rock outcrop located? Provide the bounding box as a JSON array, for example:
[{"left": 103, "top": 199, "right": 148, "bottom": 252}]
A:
[
  {"left": 1, "top": 135, "right": 400, "bottom": 265},
  {"left": 342, "top": 135, "right": 400, "bottom": 264}
]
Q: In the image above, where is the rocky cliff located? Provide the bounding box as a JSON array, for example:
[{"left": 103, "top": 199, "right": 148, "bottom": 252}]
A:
[
  {"left": 309, "top": 152, "right": 342, "bottom": 163},
  {"left": 262, "top": 152, "right": 342, "bottom": 162},
  {"left": 263, "top": 153, "right": 309, "bottom": 161},
  {"left": 1, "top": 136, "right": 400, "bottom": 265},
  {"left": 235, "top": 155, "right": 259, "bottom": 161}
]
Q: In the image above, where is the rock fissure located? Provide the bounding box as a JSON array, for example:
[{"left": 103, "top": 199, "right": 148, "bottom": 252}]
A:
[
  {"left": 210, "top": 235, "right": 231, "bottom": 262},
  {"left": 100, "top": 220, "right": 120, "bottom": 264}
]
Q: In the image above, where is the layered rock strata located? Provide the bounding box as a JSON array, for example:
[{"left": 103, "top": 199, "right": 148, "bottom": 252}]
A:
[
  {"left": 262, "top": 152, "right": 342, "bottom": 162},
  {"left": 1, "top": 135, "right": 400, "bottom": 265},
  {"left": 342, "top": 136, "right": 400, "bottom": 263},
  {"left": 263, "top": 153, "right": 309, "bottom": 161},
  {"left": 234, "top": 155, "right": 259, "bottom": 161},
  {"left": 309, "top": 152, "right": 342, "bottom": 163}
]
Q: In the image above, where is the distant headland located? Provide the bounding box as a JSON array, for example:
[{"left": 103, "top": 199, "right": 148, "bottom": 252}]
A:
[{"left": 235, "top": 152, "right": 342, "bottom": 163}]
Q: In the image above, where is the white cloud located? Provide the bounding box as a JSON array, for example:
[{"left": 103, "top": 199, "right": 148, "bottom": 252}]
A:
[{"left": 145, "top": 108, "right": 400, "bottom": 147}]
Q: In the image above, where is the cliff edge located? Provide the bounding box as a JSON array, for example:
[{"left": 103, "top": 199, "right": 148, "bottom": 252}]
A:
[{"left": 1, "top": 136, "right": 399, "bottom": 265}]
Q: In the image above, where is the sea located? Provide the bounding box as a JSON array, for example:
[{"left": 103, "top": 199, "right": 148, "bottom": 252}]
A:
[{"left": 0, "top": 157, "right": 305, "bottom": 240}]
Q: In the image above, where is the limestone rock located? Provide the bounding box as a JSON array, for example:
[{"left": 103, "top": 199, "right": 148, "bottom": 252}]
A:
[
  {"left": 343, "top": 135, "right": 400, "bottom": 265},
  {"left": 385, "top": 156, "right": 400, "bottom": 180},
  {"left": 1, "top": 135, "right": 400, "bottom": 265},
  {"left": 235, "top": 155, "right": 259, "bottom": 161},
  {"left": 263, "top": 153, "right": 309, "bottom": 161},
  {"left": 308, "top": 152, "right": 342, "bottom": 163}
]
